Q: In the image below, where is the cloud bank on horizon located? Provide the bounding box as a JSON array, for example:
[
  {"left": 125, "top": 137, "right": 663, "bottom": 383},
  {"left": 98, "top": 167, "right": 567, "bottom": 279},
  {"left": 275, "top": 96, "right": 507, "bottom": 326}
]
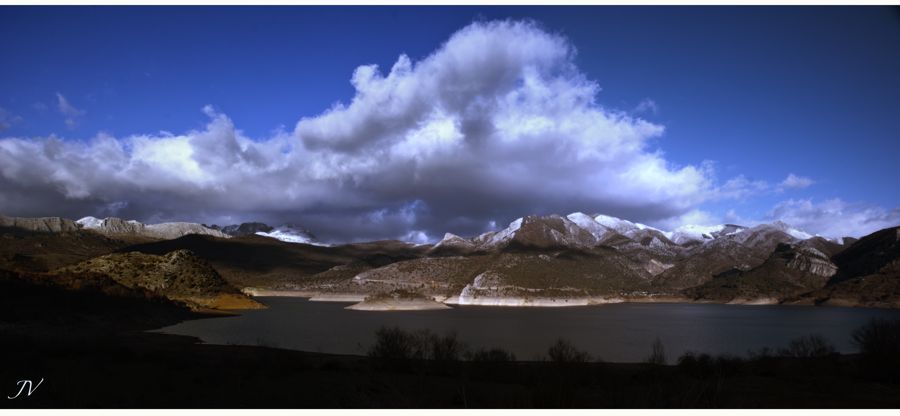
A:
[{"left": 0, "top": 20, "right": 896, "bottom": 242}]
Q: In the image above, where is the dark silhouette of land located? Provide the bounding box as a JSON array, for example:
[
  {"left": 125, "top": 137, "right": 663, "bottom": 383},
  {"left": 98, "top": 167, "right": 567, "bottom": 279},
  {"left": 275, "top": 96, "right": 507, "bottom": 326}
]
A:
[{"left": 3, "top": 270, "right": 900, "bottom": 408}]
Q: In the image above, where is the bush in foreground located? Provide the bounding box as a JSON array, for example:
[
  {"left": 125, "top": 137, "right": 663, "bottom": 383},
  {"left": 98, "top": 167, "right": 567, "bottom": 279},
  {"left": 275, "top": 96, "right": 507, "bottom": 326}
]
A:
[
  {"left": 677, "top": 351, "right": 743, "bottom": 379},
  {"left": 852, "top": 318, "right": 900, "bottom": 383},
  {"left": 466, "top": 347, "right": 516, "bottom": 363},
  {"left": 547, "top": 338, "right": 591, "bottom": 364}
]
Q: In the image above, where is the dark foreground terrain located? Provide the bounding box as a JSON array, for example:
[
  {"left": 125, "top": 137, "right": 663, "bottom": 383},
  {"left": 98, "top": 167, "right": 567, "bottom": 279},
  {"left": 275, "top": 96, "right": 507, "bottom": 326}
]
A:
[{"left": 3, "top": 270, "right": 900, "bottom": 408}]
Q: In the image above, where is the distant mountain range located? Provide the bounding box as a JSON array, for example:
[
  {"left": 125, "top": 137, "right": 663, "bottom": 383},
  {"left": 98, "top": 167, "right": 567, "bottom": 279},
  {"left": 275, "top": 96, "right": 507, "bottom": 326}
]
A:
[
  {"left": 1, "top": 211, "right": 898, "bottom": 309},
  {"left": 70, "top": 216, "right": 328, "bottom": 246},
  {"left": 0, "top": 211, "right": 838, "bottom": 249}
]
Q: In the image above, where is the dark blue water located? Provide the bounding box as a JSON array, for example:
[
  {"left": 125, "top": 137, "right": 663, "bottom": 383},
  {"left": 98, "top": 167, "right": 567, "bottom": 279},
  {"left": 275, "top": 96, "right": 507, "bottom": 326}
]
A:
[{"left": 157, "top": 297, "right": 900, "bottom": 362}]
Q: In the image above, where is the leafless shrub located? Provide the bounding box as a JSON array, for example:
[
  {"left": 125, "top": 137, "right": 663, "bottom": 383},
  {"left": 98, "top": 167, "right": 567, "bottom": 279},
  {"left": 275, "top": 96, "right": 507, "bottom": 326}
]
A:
[
  {"left": 547, "top": 338, "right": 590, "bottom": 364},
  {"left": 779, "top": 334, "right": 835, "bottom": 358},
  {"left": 645, "top": 337, "right": 667, "bottom": 365},
  {"left": 368, "top": 326, "right": 428, "bottom": 361},
  {"left": 466, "top": 347, "right": 516, "bottom": 363}
]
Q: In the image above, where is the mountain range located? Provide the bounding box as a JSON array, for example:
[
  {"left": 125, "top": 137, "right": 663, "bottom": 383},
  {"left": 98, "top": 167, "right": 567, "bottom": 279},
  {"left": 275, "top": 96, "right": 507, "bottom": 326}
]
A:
[{"left": 1, "top": 211, "right": 898, "bottom": 309}]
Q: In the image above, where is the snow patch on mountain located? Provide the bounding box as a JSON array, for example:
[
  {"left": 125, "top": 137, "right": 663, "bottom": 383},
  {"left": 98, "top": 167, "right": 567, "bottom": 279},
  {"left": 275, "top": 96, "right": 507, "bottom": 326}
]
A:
[
  {"left": 566, "top": 212, "right": 612, "bottom": 240},
  {"left": 484, "top": 217, "right": 523, "bottom": 247},
  {"left": 76, "top": 216, "right": 103, "bottom": 229},
  {"left": 593, "top": 214, "right": 665, "bottom": 238},
  {"left": 256, "top": 225, "right": 328, "bottom": 246},
  {"left": 770, "top": 220, "right": 814, "bottom": 240},
  {"left": 593, "top": 214, "right": 641, "bottom": 235},
  {"left": 667, "top": 224, "right": 727, "bottom": 245},
  {"left": 433, "top": 233, "right": 476, "bottom": 250}
]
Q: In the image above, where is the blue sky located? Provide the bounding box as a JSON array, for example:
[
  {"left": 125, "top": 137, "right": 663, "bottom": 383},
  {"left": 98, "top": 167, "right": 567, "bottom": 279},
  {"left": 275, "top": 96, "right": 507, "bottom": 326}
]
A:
[{"left": 1, "top": 6, "right": 898, "bottom": 241}]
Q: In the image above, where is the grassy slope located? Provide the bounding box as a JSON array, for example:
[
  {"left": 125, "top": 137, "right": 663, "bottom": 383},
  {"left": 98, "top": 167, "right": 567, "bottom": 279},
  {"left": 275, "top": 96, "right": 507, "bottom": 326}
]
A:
[{"left": 0, "top": 227, "right": 150, "bottom": 272}]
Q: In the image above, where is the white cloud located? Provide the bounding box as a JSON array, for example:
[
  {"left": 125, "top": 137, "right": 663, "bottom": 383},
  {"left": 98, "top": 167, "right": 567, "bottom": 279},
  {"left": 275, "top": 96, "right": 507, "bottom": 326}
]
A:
[
  {"left": 767, "top": 198, "right": 900, "bottom": 239},
  {"left": 722, "top": 209, "right": 752, "bottom": 226},
  {"left": 653, "top": 209, "right": 718, "bottom": 231},
  {"left": 778, "top": 173, "right": 814, "bottom": 191},
  {"left": 292, "top": 20, "right": 719, "bottom": 224},
  {"left": 56, "top": 93, "right": 85, "bottom": 129},
  {"left": 402, "top": 230, "right": 431, "bottom": 245},
  {"left": 0, "top": 20, "right": 839, "bottom": 242},
  {"left": 633, "top": 98, "right": 659, "bottom": 115},
  {"left": 716, "top": 174, "right": 769, "bottom": 200}
]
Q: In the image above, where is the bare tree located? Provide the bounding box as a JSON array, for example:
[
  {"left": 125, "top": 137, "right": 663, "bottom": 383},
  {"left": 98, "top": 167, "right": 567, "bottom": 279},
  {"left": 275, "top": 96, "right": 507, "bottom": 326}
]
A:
[{"left": 646, "top": 337, "right": 667, "bottom": 365}]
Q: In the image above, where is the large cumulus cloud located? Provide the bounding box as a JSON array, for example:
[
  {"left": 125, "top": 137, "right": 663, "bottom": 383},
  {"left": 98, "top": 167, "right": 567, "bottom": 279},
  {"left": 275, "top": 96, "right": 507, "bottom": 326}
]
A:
[{"left": 0, "top": 20, "right": 768, "bottom": 242}]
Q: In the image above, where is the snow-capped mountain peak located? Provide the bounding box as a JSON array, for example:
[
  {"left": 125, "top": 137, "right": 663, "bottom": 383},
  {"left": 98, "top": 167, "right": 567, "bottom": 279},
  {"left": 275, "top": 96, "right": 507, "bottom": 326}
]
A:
[
  {"left": 430, "top": 233, "right": 476, "bottom": 252},
  {"left": 432, "top": 212, "right": 817, "bottom": 252}
]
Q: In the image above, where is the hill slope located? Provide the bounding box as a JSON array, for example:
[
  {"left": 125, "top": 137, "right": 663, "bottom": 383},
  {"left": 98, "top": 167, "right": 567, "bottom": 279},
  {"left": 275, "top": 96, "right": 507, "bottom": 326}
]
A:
[
  {"left": 60, "top": 250, "right": 263, "bottom": 310},
  {"left": 796, "top": 226, "right": 900, "bottom": 308}
]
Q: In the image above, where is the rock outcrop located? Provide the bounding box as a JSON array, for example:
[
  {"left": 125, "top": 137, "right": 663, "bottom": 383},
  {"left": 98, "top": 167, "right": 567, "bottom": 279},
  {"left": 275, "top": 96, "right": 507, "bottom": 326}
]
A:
[
  {"left": 1, "top": 214, "right": 80, "bottom": 233},
  {"left": 77, "top": 216, "right": 145, "bottom": 234},
  {"left": 145, "top": 222, "right": 230, "bottom": 240},
  {"left": 78, "top": 216, "right": 229, "bottom": 240}
]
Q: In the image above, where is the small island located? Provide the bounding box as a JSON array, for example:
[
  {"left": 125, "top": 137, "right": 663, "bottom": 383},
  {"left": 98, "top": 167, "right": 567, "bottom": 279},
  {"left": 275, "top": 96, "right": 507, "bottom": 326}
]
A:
[{"left": 346, "top": 289, "right": 452, "bottom": 311}]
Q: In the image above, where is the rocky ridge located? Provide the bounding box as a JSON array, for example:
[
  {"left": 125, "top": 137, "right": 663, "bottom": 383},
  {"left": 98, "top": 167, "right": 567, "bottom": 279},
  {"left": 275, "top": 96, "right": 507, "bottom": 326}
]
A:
[
  {"left": 1, "top": 214, "right": 81, "bottom": 233},
  {"left": 77, "top": 216, "right": 229, "bottom": 240}
]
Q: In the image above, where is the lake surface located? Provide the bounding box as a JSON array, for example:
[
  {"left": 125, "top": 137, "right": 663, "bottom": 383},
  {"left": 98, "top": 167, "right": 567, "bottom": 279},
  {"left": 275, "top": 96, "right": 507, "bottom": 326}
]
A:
[{"left": 157, "top": 297, "right": 900, "bottom": 362}]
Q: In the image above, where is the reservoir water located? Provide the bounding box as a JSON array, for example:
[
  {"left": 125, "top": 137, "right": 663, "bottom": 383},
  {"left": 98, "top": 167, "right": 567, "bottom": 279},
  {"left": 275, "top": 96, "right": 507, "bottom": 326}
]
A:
[{"left": 157, "top": 297, "right": 900, "bottom": 362}]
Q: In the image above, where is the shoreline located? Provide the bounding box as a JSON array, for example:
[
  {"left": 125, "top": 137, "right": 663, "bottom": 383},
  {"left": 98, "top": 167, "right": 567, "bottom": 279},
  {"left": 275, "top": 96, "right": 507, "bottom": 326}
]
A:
[
  {"left": 241, "top": 288, "right": 321, "bottom": 297},
  {"left": 241, "top": 290, "right": 894, "bottom": 310},
  {"left": 345, "top": 297, "right": 452, "bottom": 311},
  {"left": 308, "top": 293, "right": 367, "bottom": 302}
]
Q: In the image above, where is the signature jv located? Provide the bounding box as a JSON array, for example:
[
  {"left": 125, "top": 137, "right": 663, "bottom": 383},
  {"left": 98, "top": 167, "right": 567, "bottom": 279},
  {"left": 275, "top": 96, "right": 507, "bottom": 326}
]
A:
[{"left": 7, "top": 378, "right": 44, "bottom": 400}]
